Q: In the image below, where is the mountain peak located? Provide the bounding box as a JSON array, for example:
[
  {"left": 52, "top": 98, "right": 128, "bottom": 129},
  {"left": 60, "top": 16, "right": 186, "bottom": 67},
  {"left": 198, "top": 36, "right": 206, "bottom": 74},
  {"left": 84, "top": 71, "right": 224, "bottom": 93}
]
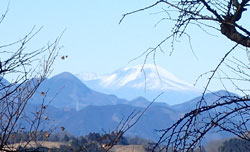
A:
[
  {"left": 93, "top": 64, "right": 196, "bottom": 91},
  {"left": 131, "top": 96, "right": 149, "bottom": 102},
  {"left": 52, "top": 72, "right": 89, "bottom": 84},
  {"left": 123, "top": 64, "right": 167, "bottom": 71},
  {"left": 53, "top": 72, "right": 77, "bottom": 79},
  {"left": 49, "top": 72, "right": 91, "bottom": 95},
  {"left": 120, "top": 64, "right": 185, "bottom": 86},
  {"left": 77, "top": 64, "right": 200, "bottom": 104}
]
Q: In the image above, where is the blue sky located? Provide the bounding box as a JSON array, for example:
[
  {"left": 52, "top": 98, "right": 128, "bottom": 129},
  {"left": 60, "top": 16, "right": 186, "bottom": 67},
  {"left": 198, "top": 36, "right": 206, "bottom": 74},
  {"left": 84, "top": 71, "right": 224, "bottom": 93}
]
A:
[{"left": 0, "top": 0, "right": 249, "bottom": 91}]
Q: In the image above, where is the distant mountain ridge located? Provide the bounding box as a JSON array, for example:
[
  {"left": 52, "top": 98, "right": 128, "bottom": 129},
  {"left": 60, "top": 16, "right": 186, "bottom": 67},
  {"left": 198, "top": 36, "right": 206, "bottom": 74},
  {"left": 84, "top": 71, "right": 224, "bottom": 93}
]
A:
[
  {"left": 37, "top": 103, "right": 178, "bottom": 140},
  {"left": 77, "top": 64, "right": 201, "bottom": 105},
  {"left": 2, "top": 72, "right": 240, "bottom": 141},
  {"left": 31, "top": 72, "right": 127, "bottom": 110},
  {"left": 34, "top": 90, "right": 237, "bottom": 141},
  {"left": 79, "top": 64, "right": 194, "bottom": 90},
  {"left": 172, "top": 90, "right": 239, "bottom": 113},
  {"left": 31, "top": 72, "right": 170, "bottom": 111}
]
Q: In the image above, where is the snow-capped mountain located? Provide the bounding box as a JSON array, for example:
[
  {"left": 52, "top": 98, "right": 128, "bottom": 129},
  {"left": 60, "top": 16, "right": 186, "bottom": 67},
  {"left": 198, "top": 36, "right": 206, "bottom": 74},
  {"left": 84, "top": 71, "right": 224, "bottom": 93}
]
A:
[{"left": 77, "top": 64, "right": 201, "bottom": 105}]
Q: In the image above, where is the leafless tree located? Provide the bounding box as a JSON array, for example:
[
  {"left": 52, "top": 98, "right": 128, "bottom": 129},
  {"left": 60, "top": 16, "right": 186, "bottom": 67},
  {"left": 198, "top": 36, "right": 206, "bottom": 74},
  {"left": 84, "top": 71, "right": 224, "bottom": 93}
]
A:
[
  {"left": 0, "top": 8, "right": 61, "bottom": 151},
  {"left": 120, "top": 0, "right": 250, "bottom": 151}
]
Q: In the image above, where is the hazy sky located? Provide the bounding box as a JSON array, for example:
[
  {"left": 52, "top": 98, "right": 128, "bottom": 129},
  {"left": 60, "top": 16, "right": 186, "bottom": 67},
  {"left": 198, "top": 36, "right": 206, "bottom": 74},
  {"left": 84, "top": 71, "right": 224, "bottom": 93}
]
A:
[{"left": 0, "top": 0, "right": 249, "bottom": 90}]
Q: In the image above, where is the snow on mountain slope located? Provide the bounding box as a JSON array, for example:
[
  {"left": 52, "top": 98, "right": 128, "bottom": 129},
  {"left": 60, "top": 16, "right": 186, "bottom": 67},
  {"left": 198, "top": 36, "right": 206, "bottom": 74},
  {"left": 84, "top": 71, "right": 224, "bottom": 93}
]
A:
[
  {"left": 79, "top": 64, "right": 196, "bottom": 91},
  {"left": 77, "top": 72, "right": 101, "bottom": 81},
  {"left": 77, "top": 64, "right": 200, "bottom": 105}
]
